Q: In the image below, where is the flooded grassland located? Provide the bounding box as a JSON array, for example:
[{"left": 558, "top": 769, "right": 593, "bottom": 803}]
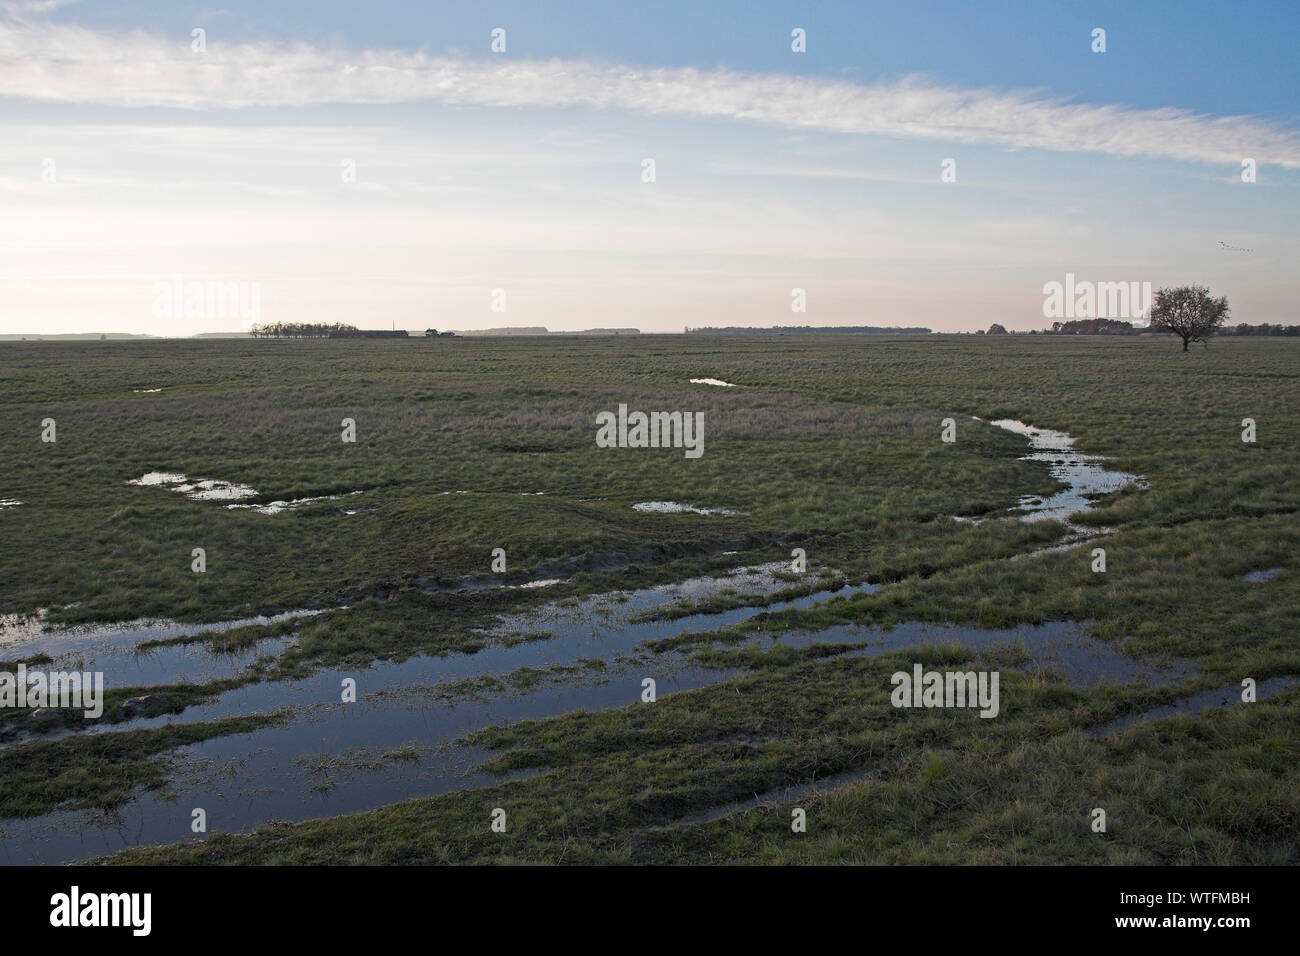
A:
[{"left": 1, "top": 335, "right": 1296, "bottom": 864}]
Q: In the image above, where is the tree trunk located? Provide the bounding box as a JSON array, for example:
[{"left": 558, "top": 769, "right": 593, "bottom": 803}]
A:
[{"left": 1182, "top": 336, "right": 1189, "bottom": 351}]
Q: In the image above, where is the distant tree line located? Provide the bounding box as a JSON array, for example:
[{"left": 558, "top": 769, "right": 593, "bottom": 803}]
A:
[
  {"left": 1220, "top": 322, "right": 1300, "bottom": 336},
  {"left": 249, "top": 322, "right": 358, "bottom": 338},
  {"left": 684, "top": 325, "right": 931, "bottom": 334},
  {"left": 1047, "top": 318, "right": 1137, "bottom": 334},
  {"left": 1043, "top": 319, "right": 1300, "bottom": 338}
]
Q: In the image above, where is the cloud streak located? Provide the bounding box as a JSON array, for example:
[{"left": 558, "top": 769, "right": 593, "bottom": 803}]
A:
[{"left": 2, "top": 20, "right": 1298, "bottom": 168}]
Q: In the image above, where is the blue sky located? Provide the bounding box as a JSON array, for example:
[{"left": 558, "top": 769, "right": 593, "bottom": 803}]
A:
[
  {"left": 57, "top": 0, "right": 1300, "bottom": 116},
  {"left": 1, "top": 0, "right": 1296, "bottom": 333}
]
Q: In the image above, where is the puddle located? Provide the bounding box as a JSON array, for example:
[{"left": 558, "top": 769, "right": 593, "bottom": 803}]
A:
[
  {"left": 0, "top": 610, "right": 51, "bottom": 646},
  {"left": 513, "top": 579, "right": 566, "bottom": 589},
  {"left": 0, "top": 499, "right": 20, "bottom": 509},
  {"left": 1241, "top": 568, "right": 1282, "bottom": 583},
  {"left": 1091, "top": 676, "right": 1299, "bottom": 736},
  {"left": 689, "top": 378, "right": 737, "bottom": 387},
  {"left": 0, "top": 609, "right": 323, "bottom": 689},
  {"left": 131, "top": 388, "right": 162, "bottom": 394},
  {"left": 984, "top": 420, "right": 1146, "bottom": 526},
  {"left": 651, "top": 618, "right": 1206, "bottom": 826},
  {"left": 1010, "top": 528, "right": 1112, "bottom": 561},
  {"left": 128, "top": 472, "right": 257, "bottom": 502},
  {"left": 633, "top": 501, "right": 746, "bottom": 516},
  {"left": 957, "top": 419, "right": 1145, "bottom": 531},
  {"left": 128, "top": 472, "right": 361, "bottom": 513},
  {"left": 756, "top": 619, "right": 1192, "bottom": 689},
  {"left": 478, "top": 563, "right": 865, "bottom": 648},
  {"left": 228, "top": 492, "right": 362, "bottom": 515},
  {"left": 17, "top": 634, "right": 296, "bottom": 707}
]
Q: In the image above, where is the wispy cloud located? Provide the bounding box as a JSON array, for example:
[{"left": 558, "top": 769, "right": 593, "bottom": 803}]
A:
[{"left": 2, "top": 20, "right": 1298, "bottom": 167}]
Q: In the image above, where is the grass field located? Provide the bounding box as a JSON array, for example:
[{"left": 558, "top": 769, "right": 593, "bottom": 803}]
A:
[{"left": 0, "top": 333, "right": 1296, "bottom": 864}]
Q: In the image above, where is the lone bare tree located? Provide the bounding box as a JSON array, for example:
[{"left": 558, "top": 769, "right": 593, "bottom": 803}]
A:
[{"left": 1148, "top": 285, "right": 1230, "bottom": 351}]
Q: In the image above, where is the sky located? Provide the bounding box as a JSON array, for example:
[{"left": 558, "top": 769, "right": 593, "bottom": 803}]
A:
[{"left": 1, "top": 0, "right": 1297, "bottom": 335}]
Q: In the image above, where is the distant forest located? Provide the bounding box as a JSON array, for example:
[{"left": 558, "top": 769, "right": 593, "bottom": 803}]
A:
[
  {"left": 685, "top": 325, "right": 931, "bottom": 334},
  {"left": 1046, "top": 319, "right": 1300, "bottom": 336},
  {"left": 1221, "top": 323, "right": 1300, "bottom": 336},
  {"left": 249, "top": 322, "right": 358, "bottom": 338},
  {"left": 1047, "top": 319, "right": 1139, "bottom": 334},
  {"left": 239, "top": 320, "right": 1299, "bottom": 339}
]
